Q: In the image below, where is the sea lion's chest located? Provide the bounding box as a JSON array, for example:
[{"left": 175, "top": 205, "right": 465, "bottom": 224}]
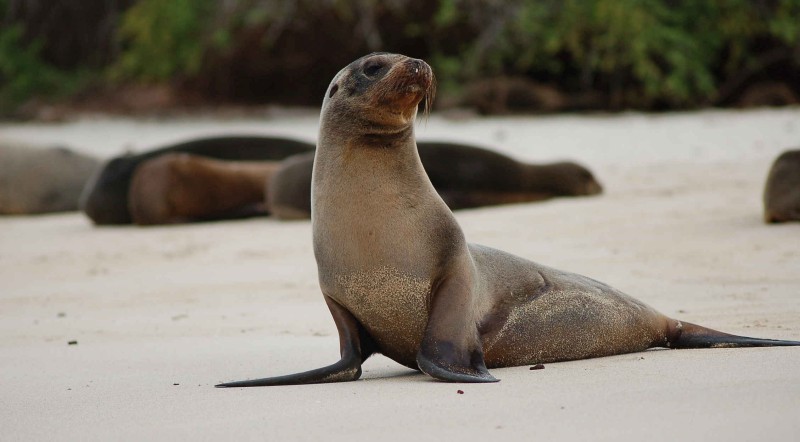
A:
[
  {"left": 312, "top": 152, "right": 455, "bottom": 366},
  {"left": 330, "top": 265, "right": 432, "bottom": 367}
]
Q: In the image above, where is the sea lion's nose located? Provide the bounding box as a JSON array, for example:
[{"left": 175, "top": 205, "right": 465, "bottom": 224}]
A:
[{"left": 409, "top": 59, "right": 423, "bottom": 74}]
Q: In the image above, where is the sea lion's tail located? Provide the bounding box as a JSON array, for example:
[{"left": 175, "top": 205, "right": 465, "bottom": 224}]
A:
[{"left": 665, "top": 320, "right": 800, "bottom": 348}]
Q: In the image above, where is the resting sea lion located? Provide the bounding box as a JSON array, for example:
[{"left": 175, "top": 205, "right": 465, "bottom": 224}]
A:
[
  {"left": 418, "top": 142, "right": 602, "bottom": 209},
  {"left": 267, "top": 152, "right": 316, "bottom": 221},
  {"left": 80, "top": 136, "right": 314, "bottom": 225},
  {"left": 218, "top": 53, "right": 799, "bottom": 387},
  {"left": 0, "top": 142, "right": 100, "bottom": 215},
  {"left": 129, "top": 153, "right": 280, "bottom": 225},
  {"left": 267, "top": 143, "right": 602, "bottom": 220},
  {"left": 764, "top": 149, "right": 800, "bottom": 223}
]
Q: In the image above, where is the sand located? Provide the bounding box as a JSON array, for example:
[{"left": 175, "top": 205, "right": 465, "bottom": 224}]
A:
[{"left": 1, "top": 108, "right": 799, "bottom": 441}]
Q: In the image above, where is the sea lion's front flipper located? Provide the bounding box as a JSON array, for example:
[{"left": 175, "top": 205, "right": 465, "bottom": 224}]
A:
[
  {"left": 216, "top": 296, "right": 375, "bottom": 387},
  {"left": 416, "top": 274, "right": 498, "bottom": 383}
]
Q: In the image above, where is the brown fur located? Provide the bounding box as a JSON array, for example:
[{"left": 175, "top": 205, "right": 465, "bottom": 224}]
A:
[
  {"left": 763, "top": 149, "right": 800, "bottom": 223},
  {"left": 266, "top": 152, "right": 315, "bottom": 220},
  {"left": 129, "top": 153, "right": 279, "bottom": 225}
]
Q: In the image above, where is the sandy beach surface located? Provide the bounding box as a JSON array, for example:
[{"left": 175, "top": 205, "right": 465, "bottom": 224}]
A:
[{"left": 1, "top": 108, "right": 799, "bottom": 441}]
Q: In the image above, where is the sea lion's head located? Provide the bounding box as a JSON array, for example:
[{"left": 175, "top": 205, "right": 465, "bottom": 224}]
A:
[
  {"left": 528, "top": 161, "right": 604, "bottom": 196},
  {"left": 319, "top": 53, "right": 435, "bottom": 140}
]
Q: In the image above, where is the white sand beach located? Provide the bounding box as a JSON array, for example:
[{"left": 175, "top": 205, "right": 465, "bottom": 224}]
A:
[{"left": 1, "top": 108, "right": 799, "bottom": 441}]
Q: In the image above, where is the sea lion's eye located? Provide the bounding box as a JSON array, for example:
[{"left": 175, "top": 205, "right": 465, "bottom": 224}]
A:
[
  {"left": 329, "top": 84, "right": 339, "bottom": 98},
  {"left": 363, "top": 61, "right": 383, "bottom": 77}
]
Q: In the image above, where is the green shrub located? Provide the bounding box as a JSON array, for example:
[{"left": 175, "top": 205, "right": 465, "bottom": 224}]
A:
[
  {"left": 0, "top": 23, "right": 88, "bottom": 115},
  {"left": 111, "top": 0, "right": 214, "bottom": 82},
  {"left": 429, "top": 0, "right": 800, "bottom": 108}
]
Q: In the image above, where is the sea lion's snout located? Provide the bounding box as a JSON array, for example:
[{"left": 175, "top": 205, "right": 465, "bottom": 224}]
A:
[
  {"left": 403, "top": 58, "right": 433, "bottom": 91},
  {"left": 396, "top": 57, "right": 435, "bottom": 116},
  {"left": 406, "top": 58, "right": 425, "bottom": 76},
  {"left": 357, "top": 54, "right": 435, "bottom": 120},
  {"left": 585, "top": 179, "right": 603, "bottom": 195}
]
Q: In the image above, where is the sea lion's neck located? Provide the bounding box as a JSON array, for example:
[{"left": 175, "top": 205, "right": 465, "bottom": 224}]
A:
[
  {"left": 357, "top": 125, "right": 414, "bottom": 146},
  {"left": 311, "top": 118, "right": 444, "bottom": 226},
  {"left": 318, "top": 107, "right": 414, "bottom": 145},
  {"left": 314, "top": 124, "right": 427, "bottom": 194},
  {"left": 315, "top": 111, "right": 420, "bottom": 170},
  {"left": 311, "top": 115, "right": 461, "bottom": 284}
]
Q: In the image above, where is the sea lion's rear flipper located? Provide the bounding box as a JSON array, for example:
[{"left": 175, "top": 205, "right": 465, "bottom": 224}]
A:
[
  {"left": 416, "top": 275, "right": 498, "bottom": 383},
  {"left": 216, "top": 296, "right": 376, "bottom": 388},
  {"left": 666, "top": 320, "right": 800, "bottom": 349}
]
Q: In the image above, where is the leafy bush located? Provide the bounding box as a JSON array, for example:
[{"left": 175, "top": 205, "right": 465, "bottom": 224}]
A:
[
  {"left": 0, "top": 23, "right": 88, "bottom": 115},
  {"left": 430, "top": 0, "right": 800, "bottom": 109},
  {"left": 111, "top": 0, "right": 214, "bottom": 81}
]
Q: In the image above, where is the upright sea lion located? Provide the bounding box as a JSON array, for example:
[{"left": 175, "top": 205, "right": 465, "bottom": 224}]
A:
[
  {"left": 267, "top": 143, "right": 602, "bottom": 220},
  {"left": 0, "top": 142, "right": 100, "bottom": 215},
  {"left": 129, "top": 153, "right": 281, "bottom": 225},
  {"left": 80, "top": 136, "right": 314, "bottom": 225},
  {"left": 763, "top": 149, "right": 800, "bottom": 223},
  {"left": 218, "top": 54, "right": 799, "bottom": 387}
]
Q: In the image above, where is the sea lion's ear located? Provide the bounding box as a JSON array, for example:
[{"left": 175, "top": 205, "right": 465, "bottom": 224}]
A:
[
  {"left": 329, "top": 84, "right": 339, "bottom": 98},
  {"left": 416, "top": 272, "right": 498, "bottom": 383}
]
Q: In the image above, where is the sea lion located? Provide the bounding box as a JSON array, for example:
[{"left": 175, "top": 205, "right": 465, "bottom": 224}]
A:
[
  {"left": 764, "top": 149, "right": 800, "bottom": 223},
  {"left": 217, "top": 53, "right": 799, "bottom": 387},
  {"left": 80, "top": 136, "right": 314, "bottom": 225},
  {"left": 267, "top": 143, "right": 602, "bottom": 220},
  {"left": 129, "top": 153, "right": 281, "bottom": 225},
  {"left": 418, "top": 142, "right": 602, "bottom": 210},
  {"left": 0, "top": 142, "right": 100, "bottom": 215},
  {"left": 267, "top": 152, "right": 316, "bottom": 220}
]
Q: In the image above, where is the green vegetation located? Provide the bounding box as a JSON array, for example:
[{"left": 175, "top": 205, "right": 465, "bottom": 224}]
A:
[
  {"left": 112, "top": 0, "right": 215, "bottom": 81},
  {"left": 2, "top": 0, "right": 799, "bottom": 115},
  {"left": 430, "top": 0, "right": 800, "bottom": 108},
  {"left": 0, "top": 22, "right": 89, "bottom": 115}
]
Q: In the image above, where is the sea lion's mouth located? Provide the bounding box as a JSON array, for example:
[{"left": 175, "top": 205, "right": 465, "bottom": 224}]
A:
[{"left": 397, "top": 58, "right": 435, "bottom": 117}]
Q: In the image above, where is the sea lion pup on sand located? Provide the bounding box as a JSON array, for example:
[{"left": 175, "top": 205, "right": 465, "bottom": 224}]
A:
[
  {"left": 129, "top": 153, "right": 281, "bottom": 225},
  {"left": 80, "top": 136, "right": 314, "bottom": 225},
  {"left": 0, "top": 142, "right": 100, "bottom": 215},
  {"left": 763, "top": 149, "right": 800, "bottom": 223},
  {"left": 218, "top": 53, "right": 799, "bottom": 387},
  {"left": 267, "top": 144, "right": 602, "bottom": 220}
]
